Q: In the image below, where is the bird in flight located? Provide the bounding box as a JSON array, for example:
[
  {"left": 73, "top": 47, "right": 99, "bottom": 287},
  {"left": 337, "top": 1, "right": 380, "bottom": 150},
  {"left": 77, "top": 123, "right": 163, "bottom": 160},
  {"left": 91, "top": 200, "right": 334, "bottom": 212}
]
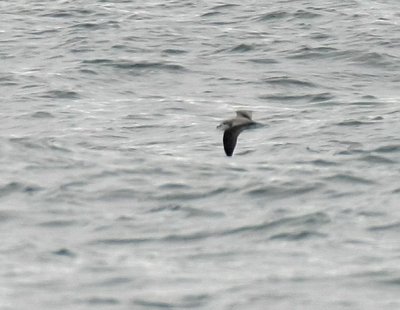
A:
[{"left": 217, "top": 110, "right": 259, "bottom": 156}]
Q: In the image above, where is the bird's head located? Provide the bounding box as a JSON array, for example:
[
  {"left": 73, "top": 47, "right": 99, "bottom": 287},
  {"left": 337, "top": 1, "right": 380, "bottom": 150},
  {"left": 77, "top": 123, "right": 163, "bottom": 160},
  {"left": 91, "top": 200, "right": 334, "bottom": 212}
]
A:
[{"left": 217, "top": 120, "right": 232, "bottom": 130}]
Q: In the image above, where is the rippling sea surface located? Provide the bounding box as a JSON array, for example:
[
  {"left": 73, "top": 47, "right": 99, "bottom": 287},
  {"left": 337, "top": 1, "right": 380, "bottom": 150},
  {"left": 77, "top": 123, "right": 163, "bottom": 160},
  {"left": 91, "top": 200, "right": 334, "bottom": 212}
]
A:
[{"left": 1, "top": 1, "right": 400, "bottom": 309}]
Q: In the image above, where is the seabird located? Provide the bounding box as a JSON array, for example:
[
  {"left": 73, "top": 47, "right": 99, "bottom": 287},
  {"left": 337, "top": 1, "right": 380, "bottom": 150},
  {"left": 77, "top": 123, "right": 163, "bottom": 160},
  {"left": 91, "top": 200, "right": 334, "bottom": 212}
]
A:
[{"left": 217, "top": 110, "right": 258, "bottom": 156}]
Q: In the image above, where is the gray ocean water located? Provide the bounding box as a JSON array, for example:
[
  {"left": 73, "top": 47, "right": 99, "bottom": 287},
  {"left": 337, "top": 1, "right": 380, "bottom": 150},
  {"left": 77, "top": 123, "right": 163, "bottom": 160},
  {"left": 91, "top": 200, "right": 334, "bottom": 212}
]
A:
[{"left": 1, "top": 1, "right": 400, "bottom": 309}]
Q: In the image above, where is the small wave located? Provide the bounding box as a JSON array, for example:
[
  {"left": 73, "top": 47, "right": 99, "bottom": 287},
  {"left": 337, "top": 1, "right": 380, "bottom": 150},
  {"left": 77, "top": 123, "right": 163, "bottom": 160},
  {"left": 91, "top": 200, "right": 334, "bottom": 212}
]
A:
[
  {"left": 0, "top": 181, "right": 42, "bottom": 197},
  {"left": 351, "top": 51, "right": 398, "bottom": 68},
  {"left": 0, "top": 210, "right": 16, "bottom": 223},
  {"left": 82, "top": 59, "right": 112, "bottom": 64},
  {"left": 97, "top": 238, "right": 154, "bottom": 245},
  {"left": 83, "top": 59, "right": 186, "bottom": 72},
  {"left": 263, "top": 76, "right": 317, "bottom": 88},
  {"left": 349, "top": 101, "right": 382, "bottom": 106},
  {"left": 71, "top": 22, "right": 99, "bottom": 29},
  {"left": 155, "top": 187, "right": 227, "bottom": 201},
  {"left": 133, "top": 300, "right": 176, "bottom": 309},
  {"left": 230, "top": 44, "right": 254, "bottom": 53},
  {"left": 133, "top": 294, "right": 208, "bottom": 309},
  {"left": 41, "top": 9, "right": 93, "bottom": 18},
  {"left": 29, "top": 29, "right": 60, "bottom": 36},
  {"left": 249, "top": 58, "right": 279, "bottom": 64},
  {"left": 373, "top": 145, "right": 400, "bottom": 153},
  {"left": 368, "top": 222, "right": 400, "bottom": 232},
  {"left": 121, "top": 125, "right": 158, "bottom": 130},
  {"left": 393, "top": 188, "right": 400, "bottom": 194},
  {"left": 159, "top": 212, "right": 328, "bottom": 242},
  {"left": 31, "top": 111, "right": 54, "bottom": 118},
  {"left": 40, "top": 90, "right": 80, "bottom": 99},
  {"left": 336, "top": 120, "right": 374, "bottom": 126},
  {"left": 210, "top": 4, "right": 239, "bottom": 10},
  {"left": 52, "top": 248, "right": 76, "bottom": 257},
  {"left": 246, "top": 183, "right": 322, "bottom": 198},
  {"left": 292, "top": 9, "right": 322, "bottom": 19},
  {"left": 40, "top": 220, "right": 80, "bottom": 227},
  {"left": 335, "top": 149, "right": 365, "bottom": 156},
  {"left": 287, "top": 46, "right": 339, "bottom": 60},
  {"left": 359, "top": 154, "right": 396, "bottom": 164},
  {"left": 162, "top": 48, "right": 188, "bottom": 54},
  {"left": 310, "top": 159, "right": 338, "bottom": 167},
  {"left": 149, "top": 204, "right": 224, "bottom": 218},
  {"left": 79, "top": 68, "right": 98, "bottom": 75},
  {"left": 270, "top": 230, "right": 326, "bottom": 241},
  {"left": 10, "top": 137, "right": 71, "bottom": 153},
  {"left": 256, "top": 10, "right": 288, "bottom": 21},
  {"left": 0, "top": 75, "right": 17, "bottom": 86},
  {"left": 82, "top": 298, "right": 120, "bottom": 306},
  {"left": 113, "top": 62, "right": 184, "bottom": 71},
  {"left": 158, "top": 183, "right": 191, "bottom": 190},
  {"left": 97, "top": 189, "right": 138, "bottom": 201},
  {"left": 259, "top": 92, "right": 333, "bottom": 104},
  {"left": 70, "top": 20, "right": 119, "bottom": 30},
  {"left": 324, "top": 174, "right": 374, "bottom": 185},
  {"left": 201, "top": 11, "right": 222, "bottom": 17},
  {"left": 220, "top": 212, "right": 330, "bottom": 237},
  {"left": 201, "top": 4, "right": 240, "bottom": 20},
  {"left": 380, "top": 277, "right": 400, "bottom": 287},
  {"left": 42, "top": 11, "right": 73, "bottom": 18}
]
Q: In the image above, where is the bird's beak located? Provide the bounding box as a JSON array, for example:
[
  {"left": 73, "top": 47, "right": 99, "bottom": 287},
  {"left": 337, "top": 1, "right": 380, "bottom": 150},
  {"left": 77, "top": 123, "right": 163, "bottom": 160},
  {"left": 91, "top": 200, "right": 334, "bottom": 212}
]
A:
[{"left": 217, "top": 122, "right": 229, "bottom": 130}]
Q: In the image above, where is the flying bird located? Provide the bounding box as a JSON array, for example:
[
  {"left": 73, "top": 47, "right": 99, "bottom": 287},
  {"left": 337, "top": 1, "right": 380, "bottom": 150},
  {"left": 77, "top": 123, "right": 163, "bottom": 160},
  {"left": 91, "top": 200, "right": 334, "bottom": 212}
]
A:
[{"left": 217, "top": 110, "right": 259, "bottom": 156}]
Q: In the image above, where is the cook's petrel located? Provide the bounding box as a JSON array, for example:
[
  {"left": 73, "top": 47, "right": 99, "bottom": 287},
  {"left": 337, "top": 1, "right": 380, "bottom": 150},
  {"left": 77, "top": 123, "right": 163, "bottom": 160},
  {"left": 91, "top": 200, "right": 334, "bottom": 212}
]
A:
[{"left": 217, "top": 111, "right": 258, "bottom": 156}]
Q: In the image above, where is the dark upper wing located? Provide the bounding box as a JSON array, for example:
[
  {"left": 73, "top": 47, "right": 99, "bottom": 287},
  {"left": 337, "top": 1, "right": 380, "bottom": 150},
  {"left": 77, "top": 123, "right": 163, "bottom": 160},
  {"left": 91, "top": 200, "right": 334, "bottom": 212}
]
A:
[{"left": 223, "top": 127, "right": 242, "bottom": 156}]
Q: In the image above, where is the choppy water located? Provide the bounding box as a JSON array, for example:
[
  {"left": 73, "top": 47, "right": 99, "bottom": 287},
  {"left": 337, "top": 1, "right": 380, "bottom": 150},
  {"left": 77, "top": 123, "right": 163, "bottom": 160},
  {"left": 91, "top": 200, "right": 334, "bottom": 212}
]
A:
[{"left": 1, "top": 1, "right": 400, "bottom": 309}]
